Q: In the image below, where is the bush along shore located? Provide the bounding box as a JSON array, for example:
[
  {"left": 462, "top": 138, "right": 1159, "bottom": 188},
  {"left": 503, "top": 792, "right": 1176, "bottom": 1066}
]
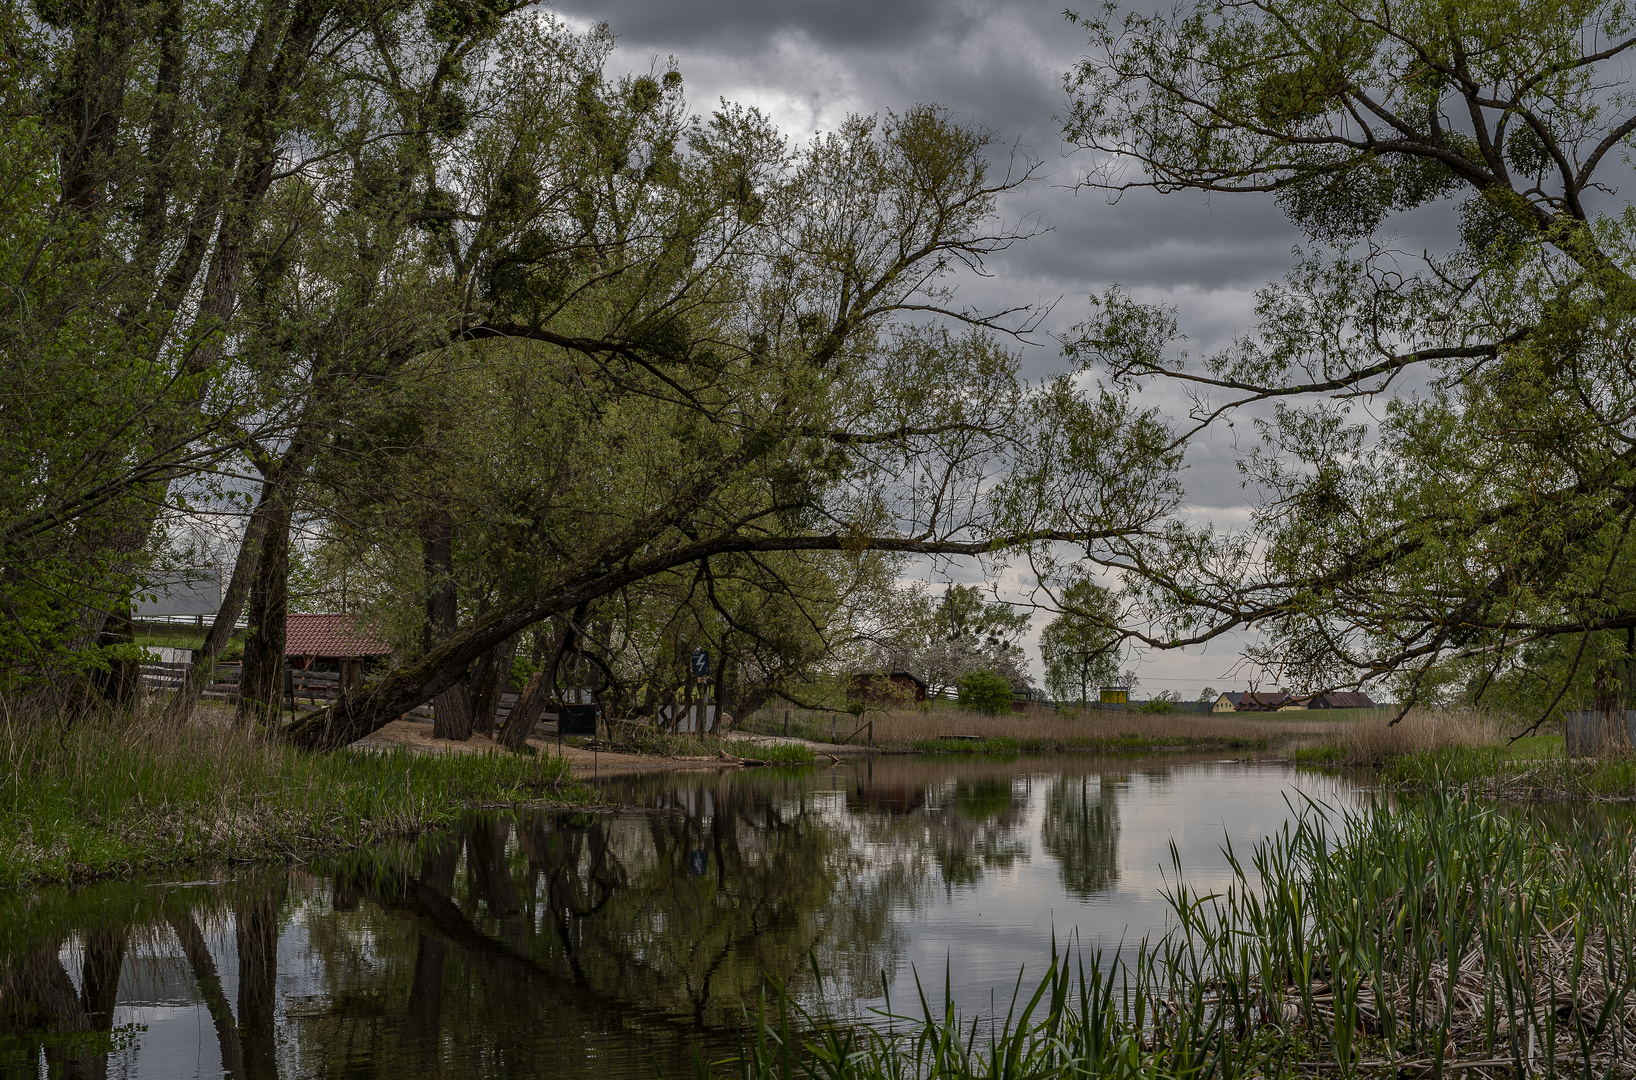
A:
[
  {"left": 720, "top": 793, "right": 1636, "bottom": 1079},
  {"left": 0, "top": 710, "right": 591, "bottom": 889}
]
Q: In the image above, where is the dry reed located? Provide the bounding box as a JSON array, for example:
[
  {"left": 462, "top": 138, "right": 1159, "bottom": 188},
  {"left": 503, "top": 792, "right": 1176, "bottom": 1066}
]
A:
[{"left": 1310, "top": 707, "right": 1504, "bottom": 767}]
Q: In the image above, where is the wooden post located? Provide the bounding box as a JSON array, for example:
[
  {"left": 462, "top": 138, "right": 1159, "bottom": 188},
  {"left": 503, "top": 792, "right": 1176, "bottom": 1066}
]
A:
[
  {"left": 868, "top": 720, "right": 873, "bottom": 749},
  {"left": 784, "top": 709, "right": 790, "bottom": 737}
]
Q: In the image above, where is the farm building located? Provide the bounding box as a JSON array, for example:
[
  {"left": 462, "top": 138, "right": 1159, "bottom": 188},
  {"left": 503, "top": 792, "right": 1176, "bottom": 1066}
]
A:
[
  {"left": 1212, "top": 691, "right": 1245, "bottom": 712},
  {"left": 285, "top": 614, "right": 392, "bottom": 692},
  {"left": 1234, "top": 691, "right": 1294, "bottom": 711},
  {"left": 846, "top": 670, "right": 928, "bottom": 707},
  {"left": 1308, "top": 691, "right": 1377, "bottom": 709}
]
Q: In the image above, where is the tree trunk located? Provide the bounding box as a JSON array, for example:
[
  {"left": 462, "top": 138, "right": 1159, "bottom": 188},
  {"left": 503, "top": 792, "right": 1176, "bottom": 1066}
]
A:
[
  {"left": 1593, "top": 661, "right": 1628, "bottom": 755},
  {"left": 421, "top": 508, "right": 472, "bottom": 741},
  {"left": 237, "top": 492, "right": 294, "bottom": 729},
  {"left": 432, "top": 680, "right": 473, "bottom": 741},
  {"left": 94, "top": 604, "right": 139, "bottom": 708},
  {"left": 468, "top": 634, "right": 519, "bottom": 737},
  {"left": 165, "top": 436, "right": 311, "bottom": 728},
  {"left": 500, "top": 612, "right": 576, "bottom": 750}
]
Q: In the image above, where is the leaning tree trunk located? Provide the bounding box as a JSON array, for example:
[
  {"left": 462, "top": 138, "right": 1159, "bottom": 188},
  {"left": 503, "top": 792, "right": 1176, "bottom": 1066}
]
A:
[
  {"left": 165, "top": 437, "right": 312, "bottom": 728},
  {"left": 500, "top": 611, "right": 577, "bottom": 750},
  {"left": 468, "top": 633, "right": 519, "bottom": 737}
]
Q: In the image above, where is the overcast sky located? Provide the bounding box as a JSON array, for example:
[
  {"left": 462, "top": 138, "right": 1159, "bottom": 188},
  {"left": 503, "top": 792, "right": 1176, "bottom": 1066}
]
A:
[{"left": 548, "top": 0, "right": 1346, "bottom": 697}]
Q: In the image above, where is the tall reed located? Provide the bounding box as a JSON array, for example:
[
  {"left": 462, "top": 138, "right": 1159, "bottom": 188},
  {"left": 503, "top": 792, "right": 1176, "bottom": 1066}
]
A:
[{"left": 708, "top": 793, "right": 1636, "bottom": 1078}]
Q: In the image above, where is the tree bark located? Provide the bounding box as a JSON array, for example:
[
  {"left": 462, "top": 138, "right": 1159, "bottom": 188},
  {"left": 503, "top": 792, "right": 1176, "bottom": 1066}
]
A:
[
  {"left": 422, "top": 508, "right": 472, "bottom": 741},
  {"left": 468, "top": 633, "right": 519, "bottom": 737},
  {"left": 237, "top": 490, "right": 294, "bottom": 728},
  {"left": 165, "top": 436, "right": 311, "bottom": 728}
]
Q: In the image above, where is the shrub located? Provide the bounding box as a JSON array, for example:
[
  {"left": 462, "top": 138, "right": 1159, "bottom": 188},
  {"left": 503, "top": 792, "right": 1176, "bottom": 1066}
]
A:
[{"left": 956, "top": 669, "right": 1012, "bottom": 715}]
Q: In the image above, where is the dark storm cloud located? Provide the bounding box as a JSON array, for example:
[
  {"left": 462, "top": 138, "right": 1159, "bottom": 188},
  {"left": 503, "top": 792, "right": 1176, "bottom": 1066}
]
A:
[{"left": 553, "top": 0, "right": 972, "bottom": 50}]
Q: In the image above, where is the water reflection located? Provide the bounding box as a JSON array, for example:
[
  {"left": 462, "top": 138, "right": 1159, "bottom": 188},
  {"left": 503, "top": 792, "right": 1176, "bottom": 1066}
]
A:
[
  {"left": 1041, "top": 774, "right": 1122, "bottom": 898},
  {"left": 1, "top": 756, "right": 1358, "bottom": 1079}
]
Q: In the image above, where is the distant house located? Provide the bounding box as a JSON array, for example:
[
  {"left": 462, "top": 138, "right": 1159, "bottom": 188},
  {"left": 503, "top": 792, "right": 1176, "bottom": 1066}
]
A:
[
  {"left": 1235, "top": 691, "right": 1293, "bottom": 711},
  {"left": 286, "top": 614, "right": 392, "bottom": 692},
  {"left": 846, "top": 670, "right": 928, "bottom": 707},
  {"left": 1212, "top": 691, "right": 1245, "bottom": 713},
  {"left": 1309, "top": 691, "right": 1377, "bottom": 709}
]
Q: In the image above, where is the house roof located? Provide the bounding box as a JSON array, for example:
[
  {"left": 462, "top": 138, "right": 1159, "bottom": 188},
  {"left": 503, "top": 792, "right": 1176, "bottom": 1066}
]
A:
[
  {"left": 1217, "top": 691, "right": 1245, "bottom": 705},
  {"left": 1316, "top": 691, "right": 1377, "bottom": 708},
  {"left": 285, "top": 614, "right": 392, "bottom": 657},
  {"left": 1235, "top": 691, "right": 1291, "bottom": 710}
]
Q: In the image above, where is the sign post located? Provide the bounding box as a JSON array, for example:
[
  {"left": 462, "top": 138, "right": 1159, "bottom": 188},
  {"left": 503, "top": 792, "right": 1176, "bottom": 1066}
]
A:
[{"left": 689, "top": 650, "right": 711, "bottom": 737}]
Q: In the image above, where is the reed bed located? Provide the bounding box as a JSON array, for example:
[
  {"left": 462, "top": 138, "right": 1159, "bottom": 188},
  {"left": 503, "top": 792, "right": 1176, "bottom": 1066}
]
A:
[
  {"left": 1294, "top": 708, "right": 1505, "bottom": 768},
  {"left": 0, "top": 703, "right": 584, "bottom": 888},
  {"left": 714, "top": 794, "right": 1636, "bottom": 1079}
]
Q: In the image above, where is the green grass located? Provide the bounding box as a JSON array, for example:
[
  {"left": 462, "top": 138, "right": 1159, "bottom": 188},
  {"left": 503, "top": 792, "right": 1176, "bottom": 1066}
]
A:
[
  {"left": 0, "top": 710, "right": 592, "bottom": 888},
  {"left": 1385, "top": 742, "right": 1636, "bottom": 801},
  {"left": 1290, "top": 742, "right": 1348, "bottom": 765},
  {"left": 715, "top": 792, "right": 1636, "bottom": 1078},
  {"left": 750, "top": 742, "right": 817, "bottom": 765}
]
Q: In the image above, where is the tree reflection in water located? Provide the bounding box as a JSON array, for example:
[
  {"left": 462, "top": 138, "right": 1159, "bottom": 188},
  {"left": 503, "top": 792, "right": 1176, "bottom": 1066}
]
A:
[
  {"left": 0, "top": 759, "right": 1148, "bottom": 1079},
  {"left": 1040, "top": 773, "right": 1123, "bottom": 898}
]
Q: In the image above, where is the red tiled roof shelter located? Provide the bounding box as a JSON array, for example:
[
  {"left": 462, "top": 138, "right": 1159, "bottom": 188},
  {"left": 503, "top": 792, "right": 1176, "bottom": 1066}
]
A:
[
  {"left": 284, "top": 615, "right": 392, "bottom": 694},
  {"left": 285, "top": 614, "right": 391, "bottom": 659}
]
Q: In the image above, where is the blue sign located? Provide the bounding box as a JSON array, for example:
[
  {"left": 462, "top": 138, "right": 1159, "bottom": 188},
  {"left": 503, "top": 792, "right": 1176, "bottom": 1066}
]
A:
[{"left": 689, "top": 649, "right": 710, "bottom": 677}]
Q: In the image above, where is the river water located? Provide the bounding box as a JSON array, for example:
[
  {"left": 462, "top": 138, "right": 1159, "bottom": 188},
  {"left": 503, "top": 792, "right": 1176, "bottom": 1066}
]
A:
[{"left": 2, "top": 755, "right": 1360, "bottom": 1079}]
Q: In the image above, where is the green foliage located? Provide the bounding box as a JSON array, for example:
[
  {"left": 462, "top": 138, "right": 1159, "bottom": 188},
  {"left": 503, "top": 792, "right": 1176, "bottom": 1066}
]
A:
[
  {"left": 1041, "top": 579, "right": 1121, "bottom": 706},
  {"left": 1062, "top": 0, "right": 1636, "bottom": 722},
  {"left": 955, "top": 669, "right": 1013, "bottom": 715}
]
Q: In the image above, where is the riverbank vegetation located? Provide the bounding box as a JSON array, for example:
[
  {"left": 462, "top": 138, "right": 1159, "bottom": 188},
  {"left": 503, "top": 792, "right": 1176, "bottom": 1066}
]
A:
[
  {"left": 0, "top": 705, "right": 585, "bottom": 889},
  {"left": 744, "top": 705, "right": 1329, "bottom": 755},
  {"left": 726, "top": 794, "right": 1636, "bottom": 1078}
]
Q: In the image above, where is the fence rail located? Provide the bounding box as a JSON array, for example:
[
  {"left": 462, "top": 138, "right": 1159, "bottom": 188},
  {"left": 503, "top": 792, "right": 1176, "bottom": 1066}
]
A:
[{"left": 139, "top": 661, "right": 511, "bottom": 725}]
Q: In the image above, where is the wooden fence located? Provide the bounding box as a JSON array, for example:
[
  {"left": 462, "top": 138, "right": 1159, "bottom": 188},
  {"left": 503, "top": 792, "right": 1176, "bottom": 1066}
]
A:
[{"left": 137, "top": 660, "right": 519, "bottom": 725}]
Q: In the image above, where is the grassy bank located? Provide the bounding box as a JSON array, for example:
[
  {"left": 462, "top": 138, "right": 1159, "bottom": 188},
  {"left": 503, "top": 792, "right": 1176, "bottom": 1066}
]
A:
[
  {"left": 718, "top": 793, "right": 1636, "bottom": 1078},
  {"left": 908, "top": 732, "right": 1268, "bottom": 755},
  {"left": 1387, "top": 742, "right": 1636, "bottom": 802},
  {"left": 0, "top": 710, "right": 591, "bottom": 889},
  {"left": 743, "top": 705, "right": 1315, "bottom": 754}
]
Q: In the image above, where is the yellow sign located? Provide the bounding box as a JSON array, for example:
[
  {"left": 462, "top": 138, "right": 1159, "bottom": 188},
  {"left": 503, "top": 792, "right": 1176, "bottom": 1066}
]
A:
[{"left": 1099, "top": 688, "right": 1128, "bottom": 704}]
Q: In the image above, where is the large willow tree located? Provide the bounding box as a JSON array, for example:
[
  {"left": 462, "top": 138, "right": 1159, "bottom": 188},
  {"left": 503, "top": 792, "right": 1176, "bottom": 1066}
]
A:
[{"left": 1064, "top": 0, "right": 1636, "bottom": 717}]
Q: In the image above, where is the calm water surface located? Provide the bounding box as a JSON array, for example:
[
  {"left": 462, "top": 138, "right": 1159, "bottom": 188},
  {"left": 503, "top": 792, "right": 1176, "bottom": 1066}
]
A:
[{"left": 3, "top": 756, "right": 1360, "bottom": 1078}]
